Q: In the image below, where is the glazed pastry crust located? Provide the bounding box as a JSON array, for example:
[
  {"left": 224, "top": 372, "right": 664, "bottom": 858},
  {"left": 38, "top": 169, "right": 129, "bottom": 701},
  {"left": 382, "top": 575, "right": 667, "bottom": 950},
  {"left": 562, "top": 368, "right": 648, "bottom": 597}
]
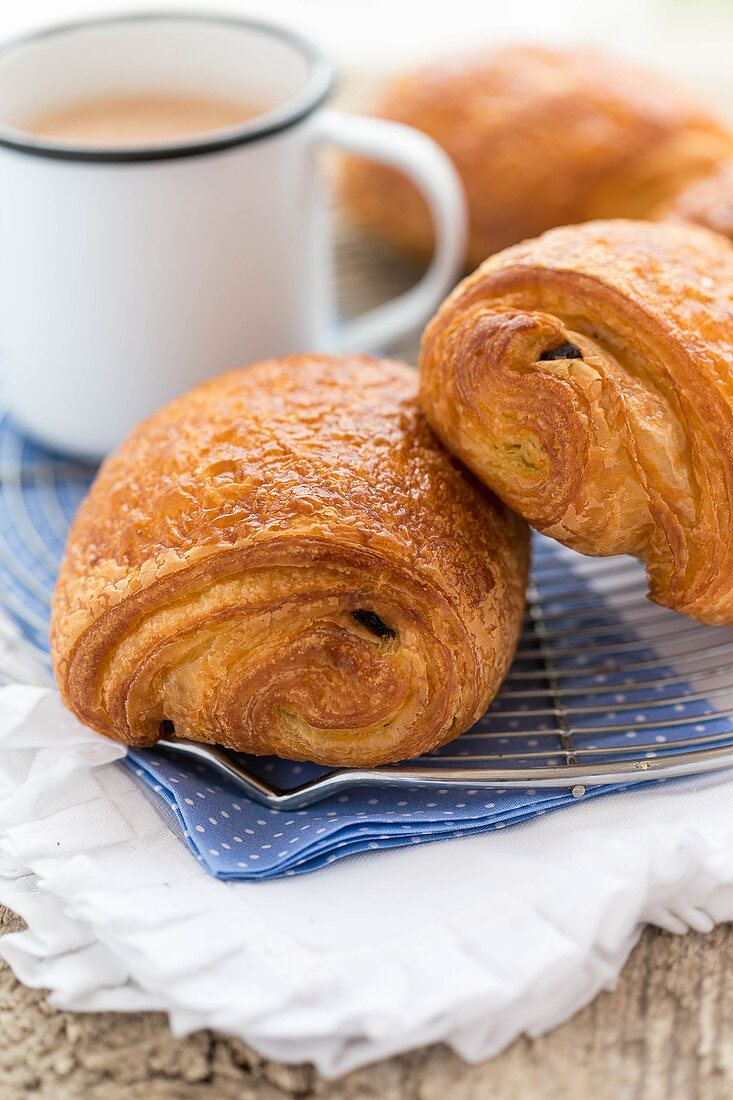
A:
[
  {"left": 661, "top": 157, "right": 733, "bottom": 243},
  {"left": 419, "top": 219, "right": 733, "bottom": 624},
  {"left": 343, "top": 46, "right": 733, "bottom": 269},
  {"left": 51, "top": 355, "right": 528, "bottom": 766}
]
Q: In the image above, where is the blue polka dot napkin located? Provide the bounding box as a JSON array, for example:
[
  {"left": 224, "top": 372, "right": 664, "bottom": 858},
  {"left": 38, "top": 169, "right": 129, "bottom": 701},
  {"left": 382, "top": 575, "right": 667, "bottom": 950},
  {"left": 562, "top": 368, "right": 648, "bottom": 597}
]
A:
[
  {"left": 1, "top": 407, "right": 732, "bottom": 880},
  {"left": 121, "top": 544, "right": 733, "bottom": 879}
]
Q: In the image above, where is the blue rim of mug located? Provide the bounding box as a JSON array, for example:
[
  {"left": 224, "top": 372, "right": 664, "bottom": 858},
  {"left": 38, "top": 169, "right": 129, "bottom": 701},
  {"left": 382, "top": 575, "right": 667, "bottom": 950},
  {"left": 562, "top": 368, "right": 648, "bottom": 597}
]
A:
[{"left": 0, "top": 10, "right": 336, "bottom": 163}]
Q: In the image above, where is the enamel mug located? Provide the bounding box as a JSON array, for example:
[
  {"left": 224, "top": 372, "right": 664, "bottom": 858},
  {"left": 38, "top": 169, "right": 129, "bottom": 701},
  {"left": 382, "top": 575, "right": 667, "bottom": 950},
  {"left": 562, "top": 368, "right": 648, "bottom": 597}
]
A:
[{"left": 0, "top": 11, "right": 466, "bottom": 458}]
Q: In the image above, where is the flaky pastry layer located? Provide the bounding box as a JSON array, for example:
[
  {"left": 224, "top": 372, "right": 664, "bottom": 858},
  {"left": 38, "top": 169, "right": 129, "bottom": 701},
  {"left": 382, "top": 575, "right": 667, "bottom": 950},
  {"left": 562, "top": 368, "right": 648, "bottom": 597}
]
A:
[
  {"left": 51, "top": 355, "right": 529, "bottom": 766},
  {"left": 661, "top": 157, "right": 733, "bottom": 244},
  {"left": 419, "top": 219, "right": 733, "bottom": 624},
  {"left": 343, "top": 46, "right": 733, "bottom": 269}
]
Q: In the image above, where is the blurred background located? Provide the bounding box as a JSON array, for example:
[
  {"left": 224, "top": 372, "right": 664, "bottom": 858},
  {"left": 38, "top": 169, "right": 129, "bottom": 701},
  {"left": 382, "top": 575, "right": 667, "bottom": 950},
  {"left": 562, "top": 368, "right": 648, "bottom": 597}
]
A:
[
  {"left": 0, "top": 0, "right": 732, "bottom": 110},
  {"left": 4, "top": 0, "right": 720, "bottom": 368}
]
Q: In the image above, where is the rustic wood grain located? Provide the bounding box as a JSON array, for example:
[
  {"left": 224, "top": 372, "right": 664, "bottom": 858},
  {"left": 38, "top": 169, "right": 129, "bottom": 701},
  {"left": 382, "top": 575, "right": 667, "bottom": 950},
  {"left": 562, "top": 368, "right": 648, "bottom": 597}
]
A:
[{"left": 2, "top": 905, "right": 732, "bottom": 1100}]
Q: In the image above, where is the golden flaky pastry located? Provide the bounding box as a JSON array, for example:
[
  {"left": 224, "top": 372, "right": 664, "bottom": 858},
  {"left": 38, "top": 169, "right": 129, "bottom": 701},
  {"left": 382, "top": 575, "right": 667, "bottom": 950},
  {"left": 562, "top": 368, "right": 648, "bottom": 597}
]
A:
[
  {"left": 343, "top": 46, "right": 733, "bottom": 269},
  {"left": 51, "top": 355, "right": 528, "bottom": 767},
  {"left": 661, "top": 157, "right": 733, "bottom": 243},
  {"left": 419, "top": 219, "right": 733, "bottom": 625}
]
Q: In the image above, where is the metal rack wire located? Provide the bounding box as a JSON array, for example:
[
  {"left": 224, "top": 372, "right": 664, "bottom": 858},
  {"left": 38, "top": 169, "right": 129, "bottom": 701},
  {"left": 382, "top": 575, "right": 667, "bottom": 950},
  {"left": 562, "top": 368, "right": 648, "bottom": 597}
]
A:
[{"left": 2, "top": 405, "right": 733, "bottom": 809}]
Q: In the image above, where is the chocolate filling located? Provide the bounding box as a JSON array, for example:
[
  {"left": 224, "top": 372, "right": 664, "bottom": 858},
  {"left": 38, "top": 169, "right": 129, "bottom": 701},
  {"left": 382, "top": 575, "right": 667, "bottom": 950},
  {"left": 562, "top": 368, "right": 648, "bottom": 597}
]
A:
[
  {"left": 351, "top": 609, "right": 395, "bottom": 639},
  {"left": 540, "top": 342, "right": 583, "bottom": 361}
]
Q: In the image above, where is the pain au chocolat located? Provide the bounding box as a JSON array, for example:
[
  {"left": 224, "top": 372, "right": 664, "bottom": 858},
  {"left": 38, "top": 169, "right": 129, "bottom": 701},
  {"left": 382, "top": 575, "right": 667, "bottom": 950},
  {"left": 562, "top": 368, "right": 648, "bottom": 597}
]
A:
[
  {"left": 661, "top": 157, "right": 733, "bottom": 244},
  {"left": 419, "top": 219, "right": 733, "bottom": 625},
  {"left": 343, "top": 46, "right": 733, "bottom": 269},
  {"left": 51, "top": 354, "right": 528, "bottom": 766}
]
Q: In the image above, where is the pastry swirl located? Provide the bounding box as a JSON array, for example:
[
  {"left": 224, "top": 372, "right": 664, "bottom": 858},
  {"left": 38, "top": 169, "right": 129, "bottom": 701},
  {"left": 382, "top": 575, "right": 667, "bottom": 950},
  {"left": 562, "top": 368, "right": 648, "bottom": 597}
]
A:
[
  {"left": 51, "top": 355, "right": 528, "bottom": 766},
  {"left": 419, "top": 219, "right": 733, "bottom": 624},
  {"left": 343, "top": 46, "right": 733, "bottom": 269}
]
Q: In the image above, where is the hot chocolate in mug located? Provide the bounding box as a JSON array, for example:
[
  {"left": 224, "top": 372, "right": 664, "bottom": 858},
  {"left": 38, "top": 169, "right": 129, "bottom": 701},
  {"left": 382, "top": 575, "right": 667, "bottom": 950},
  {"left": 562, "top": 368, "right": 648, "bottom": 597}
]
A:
[{"left": 0, "top": 12, "right": 466, "bottom": 457}]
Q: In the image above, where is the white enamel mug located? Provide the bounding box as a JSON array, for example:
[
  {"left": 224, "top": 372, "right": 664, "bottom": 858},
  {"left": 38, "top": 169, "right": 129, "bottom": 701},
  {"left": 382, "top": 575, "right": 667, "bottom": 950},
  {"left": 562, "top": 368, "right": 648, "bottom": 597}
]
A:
[{"left": 0, "top": 12, "right": 466, "bottom": 458}]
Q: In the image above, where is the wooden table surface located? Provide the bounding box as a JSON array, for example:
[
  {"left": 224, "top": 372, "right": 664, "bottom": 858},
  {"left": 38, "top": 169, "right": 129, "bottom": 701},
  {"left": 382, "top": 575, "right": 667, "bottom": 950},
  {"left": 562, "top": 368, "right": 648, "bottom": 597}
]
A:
[{"left": 3, "top": 903, "right": 732, "bottom": 1099}]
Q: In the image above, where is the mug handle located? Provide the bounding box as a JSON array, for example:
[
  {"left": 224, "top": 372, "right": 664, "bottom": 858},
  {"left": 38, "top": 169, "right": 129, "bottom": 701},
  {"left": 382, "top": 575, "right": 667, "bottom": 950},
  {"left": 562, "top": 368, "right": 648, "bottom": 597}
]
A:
[{"left": 313, "top": 109, "right": 467, "bottom": 352}]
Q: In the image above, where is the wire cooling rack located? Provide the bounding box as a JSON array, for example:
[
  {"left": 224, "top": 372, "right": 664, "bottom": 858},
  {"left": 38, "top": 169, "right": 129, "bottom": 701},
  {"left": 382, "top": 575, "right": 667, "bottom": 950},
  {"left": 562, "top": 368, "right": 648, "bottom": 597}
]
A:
[{"left": 2, "top": 406, "right": 733, "bottom": 808}]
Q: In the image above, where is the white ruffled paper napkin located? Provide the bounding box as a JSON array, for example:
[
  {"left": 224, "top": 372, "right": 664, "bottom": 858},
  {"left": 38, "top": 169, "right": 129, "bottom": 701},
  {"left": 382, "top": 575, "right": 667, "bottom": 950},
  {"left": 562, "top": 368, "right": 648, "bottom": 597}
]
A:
[{"left": 1, "top": 683, "right": 733, "bottom": 1075}]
